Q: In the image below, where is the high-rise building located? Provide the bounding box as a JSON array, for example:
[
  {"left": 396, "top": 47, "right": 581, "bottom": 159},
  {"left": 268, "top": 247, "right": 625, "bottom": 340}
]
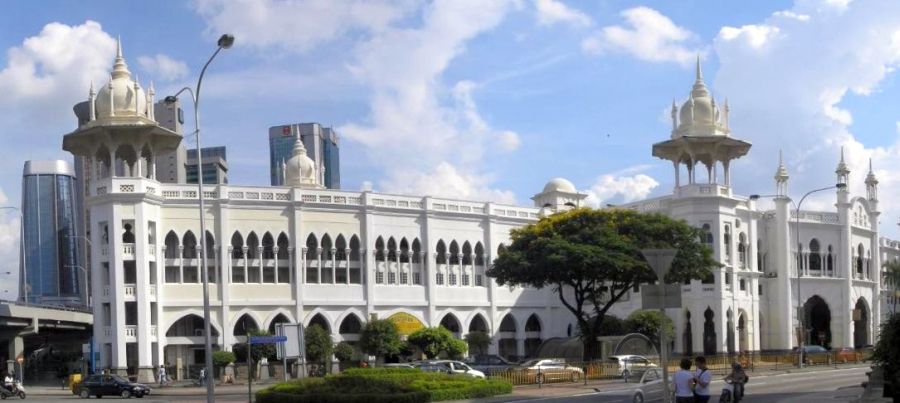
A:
[
  {"left": 20, "top": 160, "right": 82, "bottom": 307},
  {"left": 186, "top": 146, "right": 228, "bottom": 184},
  {"left": 269, "top": 123, "right": 340, "bottom": 188}
]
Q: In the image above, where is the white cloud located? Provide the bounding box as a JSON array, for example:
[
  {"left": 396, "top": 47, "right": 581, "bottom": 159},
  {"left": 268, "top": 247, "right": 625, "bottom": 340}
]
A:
[
  {"left": 137, "top": 54, "right": 188, "bottom": 82},
  {"left": 193, "top": 0, "right": 415, "bottom": 52},
  {"left": 583, "top": 166, "right": 660, "bottom": 207},
  {"left": 533, "top": 0, "right": 591, "bottom": 28},
  {"left": 0, "top": 189, "right": 20, "bottom": 300},
  {"left": 581, "top": 6, "right": 700, "bottom": 66},
  {"left": 712, "top": 0, "right": 900, "bottom": 237},
  {"left": 383, "top": 162, "right": 517, "bottom": 205}
]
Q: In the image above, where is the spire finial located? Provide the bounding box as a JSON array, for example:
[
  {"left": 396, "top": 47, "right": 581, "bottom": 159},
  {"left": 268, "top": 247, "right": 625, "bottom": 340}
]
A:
[
  {"left": 841, "top": 146, "right": 845, "bottom": 163},
  {"left": 695, "top": 54, "right": 702, "bottom": 81},
  {"left": 111, "top": 36, "right": 131, "bottom": 79},
  {"left": 116, "top": 36, "right": 123, "bottom": 58},
  {"left": 869, "top": 157, "right": 873, "bottom": 173}
]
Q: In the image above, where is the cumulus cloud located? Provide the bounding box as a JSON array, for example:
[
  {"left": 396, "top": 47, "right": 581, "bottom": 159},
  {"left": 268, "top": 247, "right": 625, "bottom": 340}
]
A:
[
  {"left": 137, "top": 54, "right": 188, "bottom": 81},
  {"left": 581, "top": 6, "right": 700, "bottom": 66},
  {"left": 583, "top": 166, "right": 660, "bottom": 207},
  {"left": 712, "top": 0, "right": 900, "bottom": 236},
  {"left": 0, "top": 189, "right": 20, "bottom": 300},
  {"left": 194, "top": 0, "right": 415, "bottom": 52},
  {"left": 533, "top": 0, "right": 591, "bottom": 28}
]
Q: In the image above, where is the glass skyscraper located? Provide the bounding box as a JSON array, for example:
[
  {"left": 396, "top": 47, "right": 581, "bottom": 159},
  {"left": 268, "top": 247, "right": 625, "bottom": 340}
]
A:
[
  {"left": 268, "top": 123, "right": 340, "bottom": 189},
  {"left": 21, "top": 160, "right": 82, "bottom": 306}
]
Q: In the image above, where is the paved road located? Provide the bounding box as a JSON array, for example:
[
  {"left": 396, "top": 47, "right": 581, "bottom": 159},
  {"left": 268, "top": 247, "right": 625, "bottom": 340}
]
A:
[{"left": 508, "top": 366, "right": 869, "bottom": 402}]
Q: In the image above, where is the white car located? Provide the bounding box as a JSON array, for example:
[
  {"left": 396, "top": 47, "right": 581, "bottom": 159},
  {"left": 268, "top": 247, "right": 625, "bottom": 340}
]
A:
[
  {"left": 416, "top": 360, "right": 486, "bottom": 379},
  {"left": 607, "top": 355, "right": 657, "bottom": 381},
  {"left": 632, "top": 368, "right": 671, "bottom": 403}
]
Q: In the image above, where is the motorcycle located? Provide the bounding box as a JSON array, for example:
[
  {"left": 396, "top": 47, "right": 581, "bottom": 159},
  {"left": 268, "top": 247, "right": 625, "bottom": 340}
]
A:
[
  {"left": 0, "top": 381, "right": 26, "bottom": 399},
  {"left": 718, "top": 379, "right": 744, "bottom": 403}
]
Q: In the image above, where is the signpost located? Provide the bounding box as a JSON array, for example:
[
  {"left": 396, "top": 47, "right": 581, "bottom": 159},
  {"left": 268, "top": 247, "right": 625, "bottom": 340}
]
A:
[
  {"left": 640, "top": 249, "right": 679, "bottom": 403},
  {"left": 248, "top": 334, "right": 288, "bottom": 402}
]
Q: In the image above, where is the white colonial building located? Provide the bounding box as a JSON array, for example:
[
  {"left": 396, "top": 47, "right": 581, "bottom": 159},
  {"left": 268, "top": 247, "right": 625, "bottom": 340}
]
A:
[{"left": 60, "top": 44, "right": 893, "bottom": 382}]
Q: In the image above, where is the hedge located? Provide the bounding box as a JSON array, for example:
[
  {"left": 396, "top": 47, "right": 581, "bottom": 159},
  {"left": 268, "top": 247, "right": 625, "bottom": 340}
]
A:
[{"left": 257, "top": 367, "right": 512, "bottom": 402}]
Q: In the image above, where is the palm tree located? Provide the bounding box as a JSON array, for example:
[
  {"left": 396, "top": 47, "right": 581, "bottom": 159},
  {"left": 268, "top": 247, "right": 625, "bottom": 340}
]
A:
[{"left": 883, "top": 260, "right": 900, "bottom": 315}]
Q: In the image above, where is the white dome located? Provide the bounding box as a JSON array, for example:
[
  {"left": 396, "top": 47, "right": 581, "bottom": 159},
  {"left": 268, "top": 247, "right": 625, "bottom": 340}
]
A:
[
  {"left": 543, "top": 177, "right": 576, "bottom": 193},
  {"left": 94, "top": 39, "right": 148, "bottom": 119},
  {"left": 284, "top": 140, "right": 317, "bottom": 187}
]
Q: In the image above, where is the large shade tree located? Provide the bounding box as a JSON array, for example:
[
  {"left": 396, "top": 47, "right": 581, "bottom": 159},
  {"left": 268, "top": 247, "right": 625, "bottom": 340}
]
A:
[
  {"left": 883, "top": 260, "right": 900, "bottom": 314},
  {"left": 488, "top": 208, "right": 719, "bottom": 359}
]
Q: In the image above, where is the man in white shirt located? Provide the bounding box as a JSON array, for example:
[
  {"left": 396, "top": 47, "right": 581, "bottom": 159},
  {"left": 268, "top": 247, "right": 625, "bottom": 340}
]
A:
[
  {"left": 694, "top": 356, "right": 712, "bottom": 402},
  {"left": 672, "top": 358, "right": 695, "bottom": 403}
]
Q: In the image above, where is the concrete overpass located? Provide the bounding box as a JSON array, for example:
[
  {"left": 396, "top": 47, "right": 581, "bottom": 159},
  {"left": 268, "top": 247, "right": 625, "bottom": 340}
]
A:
[{"left": 0, "top": 300, "right": 93, "bottom": 378}]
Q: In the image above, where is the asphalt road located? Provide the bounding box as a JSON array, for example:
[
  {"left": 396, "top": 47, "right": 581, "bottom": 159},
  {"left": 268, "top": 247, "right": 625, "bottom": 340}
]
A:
[{"left": 510, "top": 366, "right": 870, "bottom": 403}]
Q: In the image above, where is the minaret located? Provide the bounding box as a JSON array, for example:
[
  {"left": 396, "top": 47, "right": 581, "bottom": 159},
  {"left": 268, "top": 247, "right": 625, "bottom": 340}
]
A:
[
  {"left": 836, "top": 147, "right": 850, "bottom": 188},
  {"left": 775, "top": 150, "right": 789, "bottom": 197},
  {"left": 865, "top": 158, "right": 878, "bottom": 202},
  {"left": 88, "top": 81, "right": 96, "bottom": 122},
  {"left": 723, "top": 98, "right": 730, "bottom": 130},
  {"left": 670, "top": 99, "right": 678, "bottom": 132}
]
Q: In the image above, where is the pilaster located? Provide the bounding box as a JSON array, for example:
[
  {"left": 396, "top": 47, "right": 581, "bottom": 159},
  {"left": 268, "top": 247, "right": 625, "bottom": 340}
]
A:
[{"left": 772, "top": 196, "right": 793, "bottom": 350}]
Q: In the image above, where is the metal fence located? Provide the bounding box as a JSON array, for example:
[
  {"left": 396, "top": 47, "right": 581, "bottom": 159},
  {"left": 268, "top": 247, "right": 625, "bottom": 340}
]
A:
[{"left": 485, "top": 350, "right": 873, "bottom": 386}]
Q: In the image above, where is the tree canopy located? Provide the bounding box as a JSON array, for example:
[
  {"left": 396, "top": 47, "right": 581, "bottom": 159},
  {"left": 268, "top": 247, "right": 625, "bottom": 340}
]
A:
[
  {"left": 487, "top": 208, "right": 719, "bottom": 359},
  {"left": 305, "top": 324, "right": 334, "bottom": 364},
  {"left": 407, "top": 327, "right": 468, "bottom": 359},
  {"left": 359, "top": 319, "right": 403, "bottom": 359},
  {"left": 625, "top": 310, "right": 675, "bottom": 346},
  {"left": 883, "top": 260, "right": 900, "bottom": 314},
  {"left": 464, "top": 331, "right": 492, "bottom": 356}
]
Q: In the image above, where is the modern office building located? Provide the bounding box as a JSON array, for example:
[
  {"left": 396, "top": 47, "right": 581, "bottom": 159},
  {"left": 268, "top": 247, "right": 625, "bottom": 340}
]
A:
[
  {"left": 186, "top": 146, "right": 228, "bottom": 184},
  {"left": 20, "top": 160, "right": 82, "bottom": 307},
  {"left": 269, "top": 123, "right": 340, "bottom": 189}
]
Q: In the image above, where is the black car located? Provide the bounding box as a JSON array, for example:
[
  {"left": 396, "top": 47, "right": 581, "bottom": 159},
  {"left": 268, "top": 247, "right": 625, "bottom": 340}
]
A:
[
  {"left": 464, "top": 354, "right": 516, "bottom": 375},
  {"left": 76, "top": 374, "right": 151, "bottom": 399}
]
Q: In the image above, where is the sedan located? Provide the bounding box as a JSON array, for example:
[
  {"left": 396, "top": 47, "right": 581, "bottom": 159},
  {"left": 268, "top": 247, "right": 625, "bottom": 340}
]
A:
[
  {"left": 632, "top": 368, "right": 670, "bottom": 403},
  {"left": 517, "top": 359, "right": 584, "bottom": 383},
  {"left": 75, "top": 374, "right": 151, "bottom": 399}
]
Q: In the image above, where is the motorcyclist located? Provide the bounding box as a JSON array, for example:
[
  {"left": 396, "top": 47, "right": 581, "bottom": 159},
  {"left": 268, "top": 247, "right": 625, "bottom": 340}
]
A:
[
  {"left": 2, "top": 372, "right": 14, "bottom": 393},
  {"left": 723, "top": 363, "right": 748, "bottom": 401}
]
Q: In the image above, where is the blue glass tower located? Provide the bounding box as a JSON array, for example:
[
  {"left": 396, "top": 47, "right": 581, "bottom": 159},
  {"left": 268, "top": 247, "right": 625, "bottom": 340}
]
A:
[
  {"left": 21, "top": 160, "right": 82, "bottom": 306},
  {"left": 269, "top": 123, "right": 340, "bottom": 189}
]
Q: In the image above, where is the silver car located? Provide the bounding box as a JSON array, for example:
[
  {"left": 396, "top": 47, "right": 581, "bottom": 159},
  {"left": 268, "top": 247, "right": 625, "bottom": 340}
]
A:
[
  {"left": 608, "top": 355, "right": 657, "bottom": 381},
  {"left": 632, "top": 368, "right": 670, "bottom": 403}
]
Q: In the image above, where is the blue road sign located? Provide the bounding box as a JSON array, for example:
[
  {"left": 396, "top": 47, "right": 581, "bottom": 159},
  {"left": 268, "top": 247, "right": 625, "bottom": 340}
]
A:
[{"left": 249, "top": 335, "right": 287, "bottom": 345}]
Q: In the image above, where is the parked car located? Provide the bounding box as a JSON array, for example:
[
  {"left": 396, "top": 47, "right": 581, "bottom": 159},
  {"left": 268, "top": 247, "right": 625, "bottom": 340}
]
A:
[
  {"left": 379, "top": 363, "right": 416, "bottom": 369},
  {"left": 632, "top": 368, "right": 670, "bottom": 403},
  {"left": 464, "top": 354, "right": 517, "bottom": 375},
  {"left": 413, "top": 360, "right": 486, "bottom": 379},
  {"left": 75, "top": 374, "right": 151, "bottom": 399},
  {"left": 607, "top": 355, "right": 657, "bottom": 381},
  {"left": 517, "top": 359, "right": 584, "bottom": 383}
]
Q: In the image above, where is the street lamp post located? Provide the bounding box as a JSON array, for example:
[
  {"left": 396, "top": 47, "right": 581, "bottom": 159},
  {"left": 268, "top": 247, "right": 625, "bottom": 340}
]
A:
[
  {"left": 0, "top": 207, "right": 26, "bottom": 303},
  {"left": 164, "top": 33, "right": 234, "bottom": 403}
]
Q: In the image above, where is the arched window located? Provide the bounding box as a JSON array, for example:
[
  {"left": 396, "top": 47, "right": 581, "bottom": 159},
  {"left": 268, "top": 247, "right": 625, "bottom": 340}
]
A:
[
  {"left": 462, "top": 241, "right": 472, "bottom": 265},
  {"left": 339, "top": 314, "right": 362, "bottom": 335},
  {"left": 375, "top": 236, "right": 385, "bottom": 261},
  {"left": 756, "top": 239, "right": 763, "bottom": 272},
  {"left": 724, "top": 225, "right": 732, "bottom": 260},
  {"left": 827, "top": 245, "right": 834, "bottom": 275},
  {"left": 474, "top": 242, "right": 485, "bottom": 266},
  {"left": 261, "top": 232, "right": 275, "bottom": 259},
  {"left": 701, "top": 224, "right": 713, "bottom": 246},
  {"left": 809, "top": 239, "right": 821, "bottom": 272},
  {"left": 335, "top": 235, "right": 347, "bottom": 261},
  {"left": 387, "top": 237, "right": 397, "bottom": 261},
  {"left": 231, "top": 232, "right": 244, "bottom": 259},
  {"left": 525, "top": 314, "right": 541, "bottom": 332},
  {"left": 449, "top": 241, "right": 460, "bottom": 264},
  {"left": 305, "top": 234, "right": 318, "bottom": 255},
  {"left": 411, "top": 239, "right": 421, "bottom": 263},
  {"left": 321, "top": 234, "right": 333, "bottom": 260},
  {"left": 305, "top": 234, "right": 318, "bottom": 283},
  {"left": 164, "top": 231, "right": 179, "bottom": 259},
  {"left": 857, "top": 244, "right": 865, "bottom": 277},
  {"left": 182, "top": 231, "right": 197, "bottom": 259},
  {"left": 436, "top": 240, "right": 447, "bottom": 264},
  {"left": 399, "top": 238, "right": 409, "bottom": 263},
  {"left": 349, "top": 235, "right": 361, "bottom": 262},
  {"left": 738, "top": 233, "right": 747, "bottom": 268},
  {"left": 277, "top": 233, "right": 290, "bottom": 259},
  {"left": 246, "top": 232, "right": 259, "bottom": 259}
]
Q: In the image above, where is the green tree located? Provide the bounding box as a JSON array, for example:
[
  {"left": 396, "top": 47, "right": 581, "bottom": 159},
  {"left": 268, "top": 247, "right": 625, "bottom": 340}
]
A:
[
  {"left": 212, "top": 350, "right": 236, "bottom": 369},
  {"left": 874, "top": 313, "right": 900, "bottom": 385},
  {"left": 597, "top": 315, "right": 626, "bottom": 336},
  {"left": 334, "top": 342, "right": 355, "bottom": 363},
  {"left": 624, "top": 310, "right": 675, "bottom": 346},
  {"left": 358, "top": 319, "right": 403, "bottom": 359},
  {"left": 408, "top": 327, "right": 466, "bottom": 359},
  {"left": 232, "top": 330, "right": 277, "bottom": 363},
  {"left": 883, "top": 260, "right": 900, "bottom": 314},
  {"left": 305, "top": 324, "right": 334, "bottom": 364},
  {"left": 464, "top": 331, "right": 492, "bottom": 356},
  {"left": 488, "top": 208, "right": 719, "bottom": 359}
]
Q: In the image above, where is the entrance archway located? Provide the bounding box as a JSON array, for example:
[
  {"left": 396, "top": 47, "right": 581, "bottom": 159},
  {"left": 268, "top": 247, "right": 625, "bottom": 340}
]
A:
[
  {"left": 737, "top": 311, "right": 748, "bottom": 353},
  {"left": 703, "top": 307, "right": 716, "bottom": 355},
  {"left": 803, "top": 295, "right": 832, "bottom": 348},
  {"left": 854, "top": 298, "right": 870, "bottom": 348}
]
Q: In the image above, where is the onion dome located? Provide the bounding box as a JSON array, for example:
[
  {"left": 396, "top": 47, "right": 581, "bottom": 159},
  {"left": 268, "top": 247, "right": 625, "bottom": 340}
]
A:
[
  {"left": 284, "top": 138, "right": 318, "bottom": 187},
  {"left": 94, "top": 38, "right": 149, "bottom": 119},
  {"left": 542, "top": 177, "right": 577, "bottom": 193}
]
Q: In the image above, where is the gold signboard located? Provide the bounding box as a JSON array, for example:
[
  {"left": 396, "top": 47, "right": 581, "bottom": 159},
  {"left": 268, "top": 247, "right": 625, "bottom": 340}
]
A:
[{"left": 388, "top": 312, "right": 425, "bottom": 336}]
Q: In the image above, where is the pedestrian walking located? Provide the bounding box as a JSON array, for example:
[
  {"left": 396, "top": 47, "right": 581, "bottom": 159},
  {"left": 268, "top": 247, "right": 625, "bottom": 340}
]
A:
[{"left": 158, "top": 365, "right": 167, "bottom": 386}]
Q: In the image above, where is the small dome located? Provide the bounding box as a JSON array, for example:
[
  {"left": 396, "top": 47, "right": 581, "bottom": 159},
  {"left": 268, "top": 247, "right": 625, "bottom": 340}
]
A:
[
  {"left": 284, "top": 139, "right": 317, "bottom": 187},
  {"left": 543, "top": 177, "right": 576, "bottom": 193},
  {"left": 94, "top": 39, "right": 148, "bottom": 119},
  {"left": 674, "top": 57, "right": 726, "bottom": 136}
]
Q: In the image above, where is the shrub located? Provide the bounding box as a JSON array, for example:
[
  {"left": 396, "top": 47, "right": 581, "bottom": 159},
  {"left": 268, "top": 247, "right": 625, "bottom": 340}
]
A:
[
  {"left": 407, "top": 327, "right": 466, "bottom": 359},
  {"left": 334, "top": 341, "right": 355, "bottom": 363},
  {"left": 305, "top": 324, "right": 333, "bottom": 364},
  {"left": 359, "top": 319, "right": 403, "bottom": 359},
  {"left": 874, "top": 313, "right": 900, "bottom": 377},
  {"left": 212, "top": 350, "right": 236, "bottom": 369},
  {"left": 464, "top": 331, "right": 492, "bottom": 356}
]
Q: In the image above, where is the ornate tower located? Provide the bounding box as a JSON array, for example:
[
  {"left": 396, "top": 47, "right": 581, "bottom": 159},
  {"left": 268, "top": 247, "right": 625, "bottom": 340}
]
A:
[{"left": 652, "top": 57, "right": 751, "bottom": 193}]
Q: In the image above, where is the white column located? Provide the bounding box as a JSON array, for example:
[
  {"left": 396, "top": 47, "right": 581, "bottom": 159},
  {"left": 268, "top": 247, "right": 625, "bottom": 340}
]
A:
[
  {"left": 273, "top": 246, "right": 280, "bottom": 283},
  {"left": 331, "top": 248, "right": 337, "bottom": 285},
  {"left": 344, "top": 248, "right": 351, "bottom": 285},
  {"left": 242, "top": 246, "right": 249, "bottom": 283}
]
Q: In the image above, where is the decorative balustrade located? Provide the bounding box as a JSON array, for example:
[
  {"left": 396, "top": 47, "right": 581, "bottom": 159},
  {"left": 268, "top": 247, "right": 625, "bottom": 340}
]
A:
[
  {"left": 125, "top": 326, "right": 137, "bottom": 338},
  {"left": 124, "top": 284, "right": 136, "bottom": 297}
]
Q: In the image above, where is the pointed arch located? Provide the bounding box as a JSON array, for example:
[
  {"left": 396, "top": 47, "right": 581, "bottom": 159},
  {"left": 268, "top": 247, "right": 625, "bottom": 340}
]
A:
[
  {"left": 499, "top": 314, "right": 517, "bottom": 332},
  {"left": 261, "top": 232, "right": 275, "bottom": 259},
  {"left": 439, "top": 313, "right": 461, "bottom": 335},
  {"left": 449, "top": 240, "right": 460, "bottom": 264},
  {"left": 349, "top": 235, "right": 361, "bottom": 262},
  {"left": 305, "top": 233, "right": 318, "bottom": 253},
  {"left": 467, "top": 313, "right": 489, "bottom": 333},
  {"left": 266, "top": 312, "right": 293, "bottom": 334},
  {"left": 335, "top": 234, "right": 347, "bottom": 260},
  {"left": 182, "top": 231, "right": 197, "bottom": 258},
  {"left": 854, "top": 297, "right": 870, "bottom": 348},
  {"left": 524, "top": 313, "right": 543, "bottom": 357},
  {"left": 277, "top": 233, "right": 290, "bottom": 259},
  {"left": 375, "top": 236, "right": 385, "bottom": 261},
  {"left": 498, "top": 313, "right": 517, "bottom": 360},
  {"left": 231, "top": 231, "right": 244, "bottom": 259},
  {"left": 205, "top": 231, "right": 216, "bottom": 257},
  {"left": 233, "top": 313, "right": 260, "bottom": 336},
  {"left": 703, "top": 307, "right": 716, "bottom": 355},
  {"left": 525, "top": 314, "right": 542, "bottom": 332},
  {"left": 436, "top": 240, "right": 447, "bottom": 264},
  {"left": 387, "top": 236, "right": 397, "bottom": 261},
  {"left": 164, "top": 230, "right": 179, "bottom": 259},
  {"left": 321, "top": 233, "right": 333, "bottom": 260},
  {"left": 683, "top": 310, "right": 693, "bottom": 355},
  {"left": 307, "top": 313, "right": 332, "bottom": 333},
  {"left": 411, "top": 238, "right": 421, "bottom": 263},
  {"left": 462, "top": 241, "right": 473, "bottom": 265},
  {"left": 399, "top": 238, "right": 410, "bottom": 263},
  {"left": 809, "top": 238, "right": 821, "bottom": 272},
  {"left": 474, "top": 242, "right": 485, "bottom": 265},
  {"left": 165, "top": 313, "right": 221, "bottom": 338},
  {"left": 246, "top": 232, "right": 260, "bottom": 259},
  {"left": 339, "top": 314, "right": 363, "bottom": 335}
]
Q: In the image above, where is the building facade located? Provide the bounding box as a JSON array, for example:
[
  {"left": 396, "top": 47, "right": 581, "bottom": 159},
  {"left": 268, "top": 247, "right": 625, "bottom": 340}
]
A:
[
  {"left": 186, "top": 146, "right": 228, "bottom": 184},
  {"left": 269, "top": 123, "right": 340, "bottom": 189},
  {"left": 60, "top": 42, "right": 891, "bottom": 382},
  {"left": 20, "top": 160, "right": 82, "bottom": 307}
]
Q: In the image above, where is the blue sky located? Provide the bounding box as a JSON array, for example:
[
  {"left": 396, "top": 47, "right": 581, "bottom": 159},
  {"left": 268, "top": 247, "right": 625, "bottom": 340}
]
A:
[{"left": 2, "top": 0, "right": 900, "bottom": 293}]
